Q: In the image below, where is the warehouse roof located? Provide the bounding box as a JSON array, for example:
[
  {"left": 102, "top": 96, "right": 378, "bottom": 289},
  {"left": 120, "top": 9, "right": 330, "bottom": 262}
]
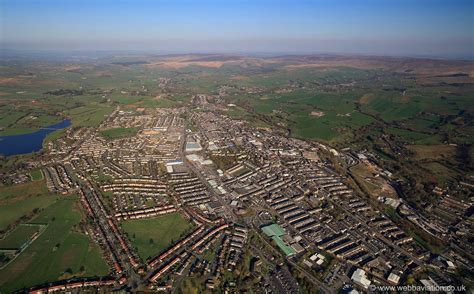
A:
[
  {"left": 261, "top": 224, "right": 286, "bottom": 237},
  {"left": 272, "top": 236, "right": 296, "bottom": 256}
]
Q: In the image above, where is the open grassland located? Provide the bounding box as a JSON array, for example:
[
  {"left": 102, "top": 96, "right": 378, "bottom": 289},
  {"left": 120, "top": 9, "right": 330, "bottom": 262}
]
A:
[
  {"left": 109, "top": 94, "right": 144, "bottom": 105},
  {"left": 291, "top": 111, "right": 375, "bottom": 142},
  {"left": 0, "top": 181, "right": 58, "bottom": 232},
  {"left": 407, "top": 144, "right": 457, "bottom": 161},
  {"left": 121, "top": 213, "right": 194, "bottom": 261},
  {"left": 30, "top": 169, "right": 43, "bottom": 181},
  {"left": 0, "top": 197, "right": 109, "bottom": 293},
  {"left": 385, "top": 127, "right": 427, "bottom": 140},
  {"left": 177, "top": 277, "right": 207, "bottom": 294},
  {"left": 0, "top": 224, "right": 42, "bottom": 249},
  {"left": 66, "top": 104, "right": 114, "bottom": 127},
  {"left": 422, "top": 162, "right": 458, "bottom": 183},
  {"left": 43, "top": 128, "right": 67, "bottom": 147},
  {"left": 139, "top": 96, "right": 183, "bottom": 108},
  {"left": 100, "top": 127, "right": 139, "bottom": 139}
]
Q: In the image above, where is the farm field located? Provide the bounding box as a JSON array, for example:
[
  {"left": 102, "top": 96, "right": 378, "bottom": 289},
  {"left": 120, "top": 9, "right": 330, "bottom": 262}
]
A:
[
  {"left": 0, "top": 197, "right": 109, "bottom": 293},
  {"left": 121, "top": 213, "right": 194, "bottom": 261},
  {"left": 0, "top": 107, "right": 64, "bottom": 136}
]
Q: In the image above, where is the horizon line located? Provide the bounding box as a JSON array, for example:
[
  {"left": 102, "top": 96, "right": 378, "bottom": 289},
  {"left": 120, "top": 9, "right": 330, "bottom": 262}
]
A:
[{"left": 1, "top": 48, "right": 473, "bottom": 61}]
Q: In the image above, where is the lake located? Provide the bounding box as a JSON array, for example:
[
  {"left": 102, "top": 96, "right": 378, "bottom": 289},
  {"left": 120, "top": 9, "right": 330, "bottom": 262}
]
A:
[{"left": 0, "top": 119, "right": 71, "bottom": 157}]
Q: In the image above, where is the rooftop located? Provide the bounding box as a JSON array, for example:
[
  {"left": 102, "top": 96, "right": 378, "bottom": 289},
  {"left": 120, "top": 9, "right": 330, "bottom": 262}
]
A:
[
  {"left": 261, "top": 224, "right": 296, "bottom": 256},
  {"left": 261, "top": 224, "right": 286, "bottom": 237}
]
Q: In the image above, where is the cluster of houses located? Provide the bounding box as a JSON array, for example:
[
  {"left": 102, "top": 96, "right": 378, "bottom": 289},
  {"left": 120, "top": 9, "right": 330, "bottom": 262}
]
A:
[
  {"left": 102, "top": 178, "right": 170, "bottom": 215},
  {"left": 169, "top": 172, "right": 212, "bottom": 206},
  {"left": 28, "top": 278, "right": 116, "bottom": 293},
  {"left": 148, "top": 223, "right": 230, "bottom": 287},
  {"left": 43, "top": 164, "right": 76, "bottom": 194}
]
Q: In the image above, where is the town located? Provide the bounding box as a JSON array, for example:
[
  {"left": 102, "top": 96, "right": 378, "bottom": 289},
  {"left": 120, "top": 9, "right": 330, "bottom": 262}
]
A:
[{"left": 0, "top": 94, "right": 466, "bottom": 293}]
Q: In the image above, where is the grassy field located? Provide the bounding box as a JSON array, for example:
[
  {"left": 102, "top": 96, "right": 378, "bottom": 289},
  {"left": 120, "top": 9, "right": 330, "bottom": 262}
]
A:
[
  {"left": 0, "top": 197, "right": 109, "bottom": 293},
  {"left": 121, "top": 213, "right": 194, "bottom": 261},
  {"left": 406, "top": 144, "right": 457, "bottom": 161},
  {"left": 0, "top": 224, "right": 42, "bottom": 249},
  {"left": 0, "top": 181, "right": 58, "bottom": 232},
  {"left": 109, "top": 94, "right": 144, "bottom": 105},
  {"left": 290, "top": 111, "right": 375, "bottom": 142},
  {"left": 66, "top": 104, "right": 114, "bottom": 127},
  {"left": 30, "top": 169, "right": 43, "bottom": 181},
  {"left": 43, "top": 129, "right": 67, "bottom": 146},
  {"left": 422, "top": 162, "right": 458, "bottom": 183},
  {"left": 100, "top": 127, "right": 139, "bottom": 139}
]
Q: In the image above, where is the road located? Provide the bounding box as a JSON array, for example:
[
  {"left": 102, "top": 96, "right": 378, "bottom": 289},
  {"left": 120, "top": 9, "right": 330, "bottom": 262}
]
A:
[{"left": 181, "top": 122, "right": 238, "bottom": 223}]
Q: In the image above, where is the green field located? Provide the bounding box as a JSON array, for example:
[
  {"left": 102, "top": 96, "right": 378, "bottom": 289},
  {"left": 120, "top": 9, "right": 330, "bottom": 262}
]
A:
[
  {"left": 100, "top": 127, "right": 139, "bottom": 139},
  {"left": 43, "top": 129, "right": 67, "bottom": 147},
  {"left": 30, "top": 169, "right": 43, "bottom": 181},
  {"left": 121, "top": 213, "right": 194, "bottom": 261},
  {"left": 407, "top": 144, "right": 457, "bottom": 161},
  {"left": 0, "top": 224, "right": 42, "bottom": 249},
  {"left": 0, "top": 197, "right": 109, "bottom": 293},
  {"left": 422, "top": 162, "right": 458, "bottom": 183},
  {"left": 290, "top": 111, "right": 375, "bottom": 142},
  {"left": 0, "top": 105, "right": 65, "bottom": 136},
  {"left": 0, "top": 181, "right": 58, "bottom": 232},
  {"left": 66, "top": 104, "right": 114, "bottom": 127}
]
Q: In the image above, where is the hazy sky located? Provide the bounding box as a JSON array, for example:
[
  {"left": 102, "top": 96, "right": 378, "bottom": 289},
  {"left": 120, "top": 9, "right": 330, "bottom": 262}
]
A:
[{"left": 1, "top": 0, "right": 473, "bottom": 58}]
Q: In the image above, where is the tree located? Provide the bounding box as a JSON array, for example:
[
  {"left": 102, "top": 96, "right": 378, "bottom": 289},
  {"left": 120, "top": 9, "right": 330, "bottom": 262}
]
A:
[{"left": 149, "top": 238, "right": 154, "bottom": 244}]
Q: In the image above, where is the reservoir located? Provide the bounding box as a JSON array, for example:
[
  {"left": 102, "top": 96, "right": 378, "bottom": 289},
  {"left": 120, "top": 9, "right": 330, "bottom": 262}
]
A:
[{"left": 0, "top": 119, "right": 71, "bottom": 157}]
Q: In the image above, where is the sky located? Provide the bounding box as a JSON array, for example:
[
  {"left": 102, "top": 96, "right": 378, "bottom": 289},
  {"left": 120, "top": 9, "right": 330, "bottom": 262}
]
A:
[{"left": 1, "top": 0, "right": 473, "bottom": 58}]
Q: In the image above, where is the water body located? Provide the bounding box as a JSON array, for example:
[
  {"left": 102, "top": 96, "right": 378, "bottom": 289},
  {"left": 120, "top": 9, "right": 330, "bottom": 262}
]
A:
[{"left": 0, "top": 119, "right": 71, "bottom": 157}]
